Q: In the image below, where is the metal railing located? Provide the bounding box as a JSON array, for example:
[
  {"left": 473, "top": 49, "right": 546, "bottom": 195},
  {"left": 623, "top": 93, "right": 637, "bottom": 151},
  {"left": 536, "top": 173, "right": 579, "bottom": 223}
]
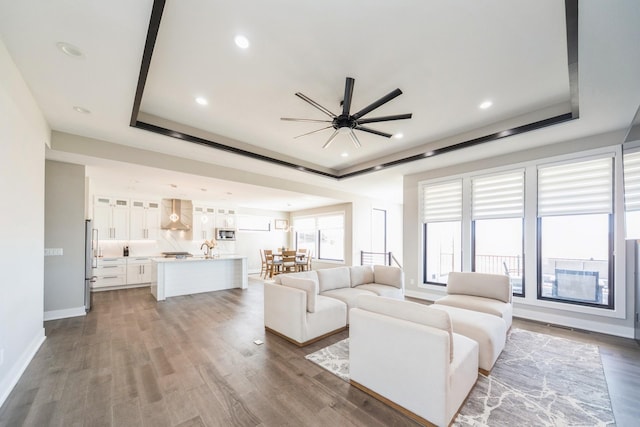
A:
[{"left": 360, "top": 251, "right": 402, "bottom": 269}]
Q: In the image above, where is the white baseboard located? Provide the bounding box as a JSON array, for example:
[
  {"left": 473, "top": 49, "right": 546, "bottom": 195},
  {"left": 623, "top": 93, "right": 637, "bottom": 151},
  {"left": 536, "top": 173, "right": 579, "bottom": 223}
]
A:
[
  {"left": 44, "top": 306, "right": 86, "bottom": 321},
  {"left": 0, "top": 329, "right": 46, "bottom": 407}
]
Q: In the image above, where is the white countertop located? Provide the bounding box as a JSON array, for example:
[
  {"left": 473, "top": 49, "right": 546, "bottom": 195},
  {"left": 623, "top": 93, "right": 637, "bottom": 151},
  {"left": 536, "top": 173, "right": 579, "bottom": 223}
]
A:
[{"left": 152, "top": 254, "right": 246, "bottom": 263}]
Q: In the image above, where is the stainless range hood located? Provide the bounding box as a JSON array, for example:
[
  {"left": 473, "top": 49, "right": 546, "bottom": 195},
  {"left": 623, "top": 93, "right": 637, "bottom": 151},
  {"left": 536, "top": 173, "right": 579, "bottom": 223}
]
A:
[{"left": 161, "top": 199, "right": 193, "bottom": 230}]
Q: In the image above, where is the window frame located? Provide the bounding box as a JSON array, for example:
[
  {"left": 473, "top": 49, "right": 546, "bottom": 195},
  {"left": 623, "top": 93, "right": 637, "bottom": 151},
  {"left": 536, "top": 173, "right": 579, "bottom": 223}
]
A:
[{"left": 293, "top": 212, "right": 345, "bottom": 263}]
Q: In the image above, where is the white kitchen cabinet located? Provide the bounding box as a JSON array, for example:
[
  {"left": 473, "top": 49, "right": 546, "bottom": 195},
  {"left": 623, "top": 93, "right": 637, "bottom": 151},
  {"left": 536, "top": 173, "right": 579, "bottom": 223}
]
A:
[
  {"left": 93, "top": 257, "right": 127, "bottom": 289},
  {"left": 130, "top": 200, "right": 160, "bottom": 240},
  {"left": 126, "top": 257, "right": 152, "bottom": 285},
  {"left": 94, "top": 196, "right": 129, "bottom": 240},
  {"left": 193, "top": 206, "right": 216, "bottom": 240},
  {"left": 216, "top": 208, "right": 236, "bottom": 228}
]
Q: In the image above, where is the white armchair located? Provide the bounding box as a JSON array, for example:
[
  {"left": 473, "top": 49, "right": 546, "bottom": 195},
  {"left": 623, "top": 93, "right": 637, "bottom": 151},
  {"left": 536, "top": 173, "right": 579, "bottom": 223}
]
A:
[{"left": 349, "top": 295, "right": 478, "bottom": 427}]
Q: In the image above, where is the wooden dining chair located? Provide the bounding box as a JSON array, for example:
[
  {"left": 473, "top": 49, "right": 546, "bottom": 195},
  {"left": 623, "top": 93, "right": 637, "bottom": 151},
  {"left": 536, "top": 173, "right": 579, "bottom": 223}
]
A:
[
  {"left": 259, "top": 249, "right": 268, "bottom": 278},
  {"left": 264, "top": 249, "right": 281, "bottom": 278},
  {"left": 296, "top": 248, "right": 308, "bottom": 271},
  {"left": 280, "top": 250, "right": 298, "bottom": 274}
]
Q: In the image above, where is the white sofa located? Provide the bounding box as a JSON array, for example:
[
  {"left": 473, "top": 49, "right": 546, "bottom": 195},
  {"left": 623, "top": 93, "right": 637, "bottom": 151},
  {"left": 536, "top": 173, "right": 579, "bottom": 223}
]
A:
[
  {"left": 264, "top": 265, "right": 404, "bottom": 346},
  {"left": 434, "top": 271, "right": 513, "bottom": 329},
  {"left": 350, "top": 295, "right": 478, "bottom": 427}
]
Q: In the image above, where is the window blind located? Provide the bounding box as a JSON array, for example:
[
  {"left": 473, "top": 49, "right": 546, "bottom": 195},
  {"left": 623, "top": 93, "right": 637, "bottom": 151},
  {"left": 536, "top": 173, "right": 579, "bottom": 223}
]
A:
[
  {"left": 623, "top": 150, "right": 640, "bottom": 212},
  {"left": 472, "top": 170, "right": 524, "bottom": 219},
  {"left": 422, "top": 179, "right": 462, "bottom": 222},
  {"left": 538, "top": 157, "right": 613, "bottom": 216}
]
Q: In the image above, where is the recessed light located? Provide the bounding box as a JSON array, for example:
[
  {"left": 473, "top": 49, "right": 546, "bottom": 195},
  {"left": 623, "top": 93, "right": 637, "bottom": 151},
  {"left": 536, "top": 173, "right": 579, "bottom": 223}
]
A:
[
  {"left": 73, "top": 106, "right": 91, "bottom": 114},
  {"left": 479, "top": 100, "right": 493, "bottom": 110},
  {"left": 393, "top": 133, "right": 404, "bottom": 139},
  {"left": 234, "top": 35, "right": 250, "bottom": 49},
  {"left": 341, "top": 152, "right": 349, "bottom": 157},
  {"left": 195, "top": 96, "right": 208, "bottom": 106},
  {"left": 56, "top": 42, "right": 84, "bottom": 58}
]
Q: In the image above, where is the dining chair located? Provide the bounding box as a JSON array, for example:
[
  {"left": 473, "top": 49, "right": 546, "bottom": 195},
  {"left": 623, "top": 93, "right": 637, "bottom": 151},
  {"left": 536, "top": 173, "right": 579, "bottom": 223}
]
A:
[
  {"left": 264, "top": 249, "right": 281, "bottom": 278},
  {"left": 296, "top": 248, "right": 308, "bottom": 271},
  {"left": 259, "top": 249, "right": 268, "bottom": 278},
  {"left": 281, "top": 250, "right": 298, "bottom": 274}
]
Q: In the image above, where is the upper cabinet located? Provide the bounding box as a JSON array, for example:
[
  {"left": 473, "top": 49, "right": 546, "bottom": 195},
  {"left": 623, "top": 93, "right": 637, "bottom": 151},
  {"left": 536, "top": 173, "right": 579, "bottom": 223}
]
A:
[
  {"left": 94, "top": 196, "right": 129, "bottom": 240},
  {"left": 216, "top": 208, "right": 236, "bottom": 228},
  {"left": 193, "top": 205, "right": 216, "bottom": 240},
  {"left": 130, "top": 200, "right": 160, "bottom": 240}
]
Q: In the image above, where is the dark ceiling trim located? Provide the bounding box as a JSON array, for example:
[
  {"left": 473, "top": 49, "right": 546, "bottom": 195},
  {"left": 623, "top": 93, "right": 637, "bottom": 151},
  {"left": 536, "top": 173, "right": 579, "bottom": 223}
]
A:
[
  {"left": 134, "top": 120, "right": 337, "bottom": 178},
  {"left": 130, "top": 0, "right": 579, "bottom": 180},
  {"left": 129, "top": 0, "right": 166, "bottom": 127},
  {"left": 566, "top": 0, "right": 579, "bottom": 119}
]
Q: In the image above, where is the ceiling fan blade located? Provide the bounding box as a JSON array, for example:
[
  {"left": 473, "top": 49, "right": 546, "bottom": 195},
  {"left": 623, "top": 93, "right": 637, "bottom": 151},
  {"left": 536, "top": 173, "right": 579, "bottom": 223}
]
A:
[
  {"left": 294, "top": 126, "right": 333, "bottom": 139},
  {"left": 322, "top": 129, "right": 340, "bottom": 149},
  {"left": 355, "top": 126, "right": 393, "bottom": 138},
  {"left": 349, "top": 130, "right": 362, "bottom": 149},
  {"left": 342, "top": 77, "right": 355, "bottom": 116},
  {"left": 352, "top": 88, "right": 402, "bottom": 120},
  {"left": 281, "top": 117, "right": 332, "bottom": 123},
  {"left": 356, "top": 113, "right": 412, "bottom": 125},
  {"left": 295, "top": 92, "right": 336, "bottom": 118}
]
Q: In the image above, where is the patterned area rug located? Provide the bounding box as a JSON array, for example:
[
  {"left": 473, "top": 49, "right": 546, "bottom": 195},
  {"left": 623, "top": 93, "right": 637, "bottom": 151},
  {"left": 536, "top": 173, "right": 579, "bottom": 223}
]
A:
[{"left": 305, "top": 329, "right": 615, "bottom": 426}]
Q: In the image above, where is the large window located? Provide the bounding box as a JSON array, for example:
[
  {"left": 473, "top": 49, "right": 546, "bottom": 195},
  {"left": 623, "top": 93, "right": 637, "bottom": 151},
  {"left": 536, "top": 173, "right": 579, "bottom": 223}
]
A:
[
  {"left": 422, "top": 180, "right": 462, "bottom": 285},
  {"left": 294, "top": 213, "right": 345, "bottom": 262},
  {"left": 472, "top": 171, "right": 525, "bottom": 295},
  {"left": 623, "top": 150, "right": 640, "bottom": 238},
  {"left": 537, "top": 157, "right": 613, "bottom": 307}
]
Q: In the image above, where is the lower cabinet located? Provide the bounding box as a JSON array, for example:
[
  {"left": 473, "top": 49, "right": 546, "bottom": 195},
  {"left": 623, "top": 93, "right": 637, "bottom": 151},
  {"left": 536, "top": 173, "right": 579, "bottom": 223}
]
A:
[
  {"left": 92, "top": 257, "right": 153, "bottom": 290},
  {"left": 93, "top": 258, "right": 126, "bottom": 289},
  {"left": 126, "top": 258, "right": 152, "bottom": 285}
]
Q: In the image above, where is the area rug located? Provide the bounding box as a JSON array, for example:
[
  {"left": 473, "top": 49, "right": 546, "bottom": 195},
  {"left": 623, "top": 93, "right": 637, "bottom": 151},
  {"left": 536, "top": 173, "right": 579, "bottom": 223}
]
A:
[{"left": 305, "top": 329, "right": 615, "bottom": 426}]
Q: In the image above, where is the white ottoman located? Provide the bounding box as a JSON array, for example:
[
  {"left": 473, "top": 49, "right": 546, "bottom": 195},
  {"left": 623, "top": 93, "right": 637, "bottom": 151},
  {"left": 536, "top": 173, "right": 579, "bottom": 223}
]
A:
[{"left": 432, "top": 304, "right": 507, "bottom": 374}]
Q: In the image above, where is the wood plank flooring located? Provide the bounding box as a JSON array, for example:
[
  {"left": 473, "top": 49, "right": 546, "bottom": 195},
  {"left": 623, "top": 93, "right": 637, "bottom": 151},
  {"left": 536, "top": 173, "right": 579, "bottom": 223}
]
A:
[{"left": 1, "top": 278, "right": 639, "bottom": 426}]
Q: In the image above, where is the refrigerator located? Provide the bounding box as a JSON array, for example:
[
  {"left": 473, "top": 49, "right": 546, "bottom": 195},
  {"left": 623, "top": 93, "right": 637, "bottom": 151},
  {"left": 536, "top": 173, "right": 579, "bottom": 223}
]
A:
[{"left": 85, "top": 219, "right": 97, "bottom": 311}]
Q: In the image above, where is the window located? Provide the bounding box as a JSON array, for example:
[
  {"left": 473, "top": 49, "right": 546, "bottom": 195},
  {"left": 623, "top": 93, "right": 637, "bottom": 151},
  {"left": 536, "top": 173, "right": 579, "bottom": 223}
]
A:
[
  {"left": 623, "top": 150, "right": 640, "bottom": 238},
  {"left": 472, "top": 171, "right": 525, "bottom": 295},
  {"left": 294, "top": 213, "right": 345, "bottom": 262},
  {"left": 537, "top": 157, "right": 613, "bottom": 307},
  {"left": 422, "top": 180, "right": 462, "bottom": 284}
]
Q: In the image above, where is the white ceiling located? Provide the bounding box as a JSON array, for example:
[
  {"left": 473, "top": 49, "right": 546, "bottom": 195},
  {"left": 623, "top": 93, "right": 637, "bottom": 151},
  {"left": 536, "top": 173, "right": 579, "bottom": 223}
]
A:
[{"left": 1, "top": 0, "right": 639, "bottom": 208}]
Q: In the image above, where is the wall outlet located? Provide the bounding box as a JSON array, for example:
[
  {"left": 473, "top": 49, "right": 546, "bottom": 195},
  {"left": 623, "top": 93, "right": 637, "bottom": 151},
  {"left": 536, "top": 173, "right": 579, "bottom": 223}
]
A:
[
  {"left": 0, "top": 349, "right": 4, "bottom": 366},
  {"left": 44, "top": 248, "right": 63, "bottom": 256}
]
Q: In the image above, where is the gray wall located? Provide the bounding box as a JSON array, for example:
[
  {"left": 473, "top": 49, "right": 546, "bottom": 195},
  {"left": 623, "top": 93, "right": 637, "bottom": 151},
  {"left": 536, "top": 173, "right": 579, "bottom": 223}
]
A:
[{"left": 44, "top": 160, "right": 86, "bottom": 317}]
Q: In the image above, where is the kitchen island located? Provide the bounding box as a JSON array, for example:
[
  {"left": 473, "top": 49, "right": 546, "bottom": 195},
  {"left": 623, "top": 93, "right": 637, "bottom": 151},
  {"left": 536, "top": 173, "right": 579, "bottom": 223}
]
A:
[{"left": 151, "top": 255, "right": 248, "bottom": 301}]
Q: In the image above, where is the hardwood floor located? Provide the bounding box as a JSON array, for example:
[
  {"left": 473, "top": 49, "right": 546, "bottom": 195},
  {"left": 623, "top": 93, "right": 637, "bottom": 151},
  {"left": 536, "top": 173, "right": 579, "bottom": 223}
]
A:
[{"left": 1, "top": 278, "right": 639, "bottom": 426}]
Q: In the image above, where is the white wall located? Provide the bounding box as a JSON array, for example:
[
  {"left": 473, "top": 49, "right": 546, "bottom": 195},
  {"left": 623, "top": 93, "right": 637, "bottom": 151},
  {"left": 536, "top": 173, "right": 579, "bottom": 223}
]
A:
[
  {"left": 403, "top": 129, "right": 636, "bottom": 338},
  {"left": 44, "top": 160, "right": 86, "bottom": 320},
  {"left": 0, "top": 39, "right": 49, "bottom": 406}
]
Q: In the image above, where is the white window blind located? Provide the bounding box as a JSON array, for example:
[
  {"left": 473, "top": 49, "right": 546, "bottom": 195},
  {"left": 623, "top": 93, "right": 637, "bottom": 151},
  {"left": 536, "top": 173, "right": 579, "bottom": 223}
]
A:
[
  {"left": 422, "top": 179, "right": 462, "bottom": 222},
  {"left": 623, "top": 150, "right": 640, "bottom": 212},
  {"left": 538, "top": 157, "right": 613, "bottom": 216},
  {"left": 472, "top": 170, "right": 524, "bottom": 219}
]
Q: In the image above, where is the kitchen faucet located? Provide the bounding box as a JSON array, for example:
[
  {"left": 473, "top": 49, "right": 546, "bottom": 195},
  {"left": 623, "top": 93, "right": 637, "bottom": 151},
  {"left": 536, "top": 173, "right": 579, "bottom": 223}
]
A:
[{"left": 200, "top": 242, "right": 210, "bottom": 257}]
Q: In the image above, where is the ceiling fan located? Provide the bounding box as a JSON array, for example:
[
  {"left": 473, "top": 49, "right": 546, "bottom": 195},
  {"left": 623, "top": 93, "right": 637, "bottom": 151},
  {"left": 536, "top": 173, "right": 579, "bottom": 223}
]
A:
[{"left": 281, "top": 77, "right": 412, "bottom": 149}]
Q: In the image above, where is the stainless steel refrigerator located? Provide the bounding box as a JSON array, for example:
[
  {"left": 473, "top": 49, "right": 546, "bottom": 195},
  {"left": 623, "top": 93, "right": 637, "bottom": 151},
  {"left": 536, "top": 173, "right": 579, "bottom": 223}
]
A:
[{"left": 85, "top": 219, "right": 97, "bottom": 311}]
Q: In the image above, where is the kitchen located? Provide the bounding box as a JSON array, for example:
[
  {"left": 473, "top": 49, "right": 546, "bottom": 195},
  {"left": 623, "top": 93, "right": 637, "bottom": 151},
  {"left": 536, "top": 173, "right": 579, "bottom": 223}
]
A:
[{"left": 43, "top": 160, "right": 302, "bottom": 321}]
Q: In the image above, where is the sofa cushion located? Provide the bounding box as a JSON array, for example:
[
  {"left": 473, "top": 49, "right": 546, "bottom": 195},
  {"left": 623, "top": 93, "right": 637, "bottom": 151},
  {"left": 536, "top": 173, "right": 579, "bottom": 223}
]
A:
[
  {"left": 447, "top": 272, "right": 511, "bottom": 303},
  {"left": 274, "top": 270, "right": 319, "bottom": 286},
  {"left": 317, "top": 267, "right": 352, "bottom": 292},
  {"left": 356, "top": 295, "right": 454, "bottom": 361},
  {"left": 434, "top": 294, "right": 513, "bottom": 329},
  {"left": 354, "top": 284, "right": 403, "bottom": 299},
  {"left": 350, "top": 265, "right": 374, "bottom": 287},
  {"left": 279, "top": 276, "right": 318, "bottom": 313},
  {"left": 320, "top": 288, "right": 376, "bottom": 322},
  {"left": 373, "top": 265, "right": 404, "bottom": 289}
]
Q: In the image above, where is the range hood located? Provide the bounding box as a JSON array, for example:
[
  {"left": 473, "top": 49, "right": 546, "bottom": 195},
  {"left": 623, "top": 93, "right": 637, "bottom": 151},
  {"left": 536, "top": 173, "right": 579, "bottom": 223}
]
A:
[{"left": 161, "top": 199, "right": 193, "bottom": 230}]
